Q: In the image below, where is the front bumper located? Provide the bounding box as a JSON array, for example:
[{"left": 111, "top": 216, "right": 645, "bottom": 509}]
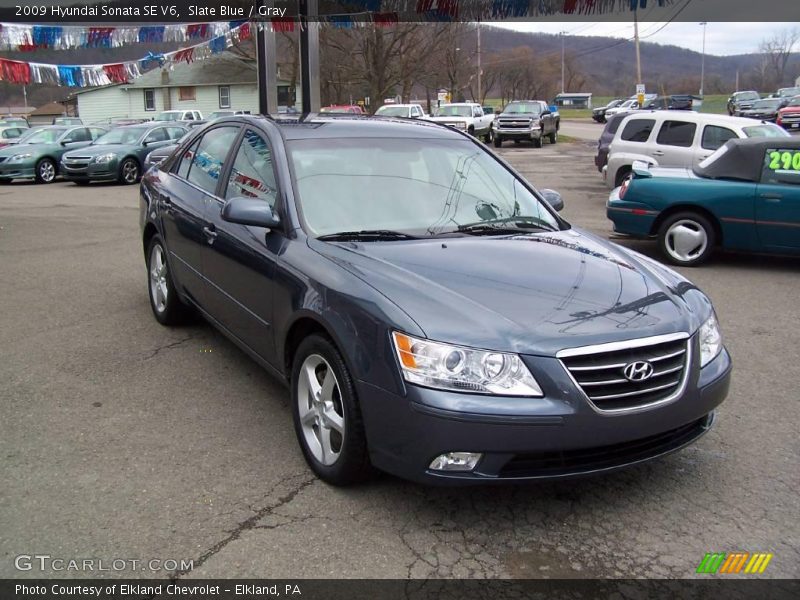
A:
[
  {"left": 358, "top": 344, "right": 731, "bottom": 485},
  {"left": 60, "top": 159, "right": 119, "bottom": 182},
  {"left": 0, "top": 162, "right": 35, "bottom": 180},
  {"left": 495, "top": 127, "right": 542, "bottom": 140}
]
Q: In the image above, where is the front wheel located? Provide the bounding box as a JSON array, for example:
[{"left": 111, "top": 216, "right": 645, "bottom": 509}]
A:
[
  {"left": 549, "top": 129, "right": 558, "bottom": 144},
  {"left": 119, "top": 158, "right": 140, "bottom": 185},
  {"left": 292, "top": 334, "right": 372, "bottom": 485},
  {"left": 35, "top": 158, "right": 56, "bottom": 184},
  {"left": 493, "top": 136, "right": 503, "bottom": 148},
  {"left": 483, "top": 127, "right": 494, "bottom": 144},
  {"left": 532, "top": 136, "right": 542, "bottom": 148},
  {"left": 657, "top": 212, "right": 716, "bottom": 267}
]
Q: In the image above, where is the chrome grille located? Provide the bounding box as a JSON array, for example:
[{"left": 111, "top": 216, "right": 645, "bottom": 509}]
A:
[
  {"left": 497, "top": 118, "right": 532, "bottom": 129},
  {"left": 559, "top": 334, "right": 690, "bottom": 412}
]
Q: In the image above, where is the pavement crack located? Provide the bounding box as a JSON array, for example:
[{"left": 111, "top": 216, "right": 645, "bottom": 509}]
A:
[
  {"left": 144, "top": 334, "right": 197, "bottom": 360},
  {"left": 172, "top": 475, "right": 316, "bottom": 578}
]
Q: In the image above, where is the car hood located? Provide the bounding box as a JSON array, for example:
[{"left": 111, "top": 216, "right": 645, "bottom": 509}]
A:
[
  {"left": 428, "top": 116, "right": 471, "bottom": 121},
  {"left": 309, "top": 229, "right": 709, "bottom": 356},
  {"left": 779, "top": 106, "right": 800, "bottom": 114},
  {"left": 64, "top": 144, "right": 137, "bottom": 157}
]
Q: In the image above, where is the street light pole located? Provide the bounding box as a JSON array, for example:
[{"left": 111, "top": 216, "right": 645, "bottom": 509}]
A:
[
  {"left": 699, "top": 22, "right": 707, "bottom": 97},
  {"left": 633, "top": 8, "right": 642, "bottom": 87},
  {"left": 476, "top": 23, "right": 482, "bottom": 104}
]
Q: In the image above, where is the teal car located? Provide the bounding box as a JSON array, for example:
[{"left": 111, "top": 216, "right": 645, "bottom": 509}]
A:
[
  {"left": 61, "top": 124, "right": 187, "bottom": 185},
  {"left": 607, "top": 137, "right": 800, "bottom": 266},
  {"left": 0, "top": 125, "right": 107, "bottom": 184}
]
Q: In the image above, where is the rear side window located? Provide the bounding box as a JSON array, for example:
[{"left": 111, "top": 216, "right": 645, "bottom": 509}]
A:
[
  {"left": 656, "top": 120, "right": 697, "bottom": 147},
  {"left": 620, "top": 119, "right": 655, "bottom": 142},
  {"left": 186, "top": 126, "right": 239, "bottom": 194},
  {"left": 702, "top": 125, "right": 737, "bottom": 151},
  {"left": 605, "top": 115, "right": 627, "bottom": 136},
  {"left": 225, "top": 129, "right": 278, "bottom": 208}
]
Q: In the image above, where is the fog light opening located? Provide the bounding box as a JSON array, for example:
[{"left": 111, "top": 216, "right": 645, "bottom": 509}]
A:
[{"left": 429, "top": 452, "right": 482, "bottom": 472}]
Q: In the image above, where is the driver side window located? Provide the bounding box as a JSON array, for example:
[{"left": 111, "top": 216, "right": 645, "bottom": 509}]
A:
[{"left": 64, "top": 128, "right": 90, "bottom": 143}]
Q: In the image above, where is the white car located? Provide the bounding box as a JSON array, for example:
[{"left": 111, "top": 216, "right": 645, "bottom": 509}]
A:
[
  {"left": 154, "top": 110, "right": 203, "bottom": 122},
  {"left": 427, "top": 103, "right": 494, "bottom": 141},
  {"left": 603, "top": 110, "right": 789, "bottom": 188},
  {"left": 374, "top": 103, "right": 427, "bottom": 119}
]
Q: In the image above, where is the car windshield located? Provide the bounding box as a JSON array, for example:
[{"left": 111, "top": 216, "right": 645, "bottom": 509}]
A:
[
  {"left": 93, "top": 128, "right": 147, "bottom": 145},
  {"left": 619, "top": 100, "right": 636, "bottom": 108},
  {"left": 743, "top": 124, "right": 789, "bottom": 138},
  {"left": 787, "top": 97, "right": 800, "bottom": 107},
  {"left": 156, "top": 112, "right": 182, "bottom": 121},
  {"left": 752, "top": 99, "right": 782, "bottom": 109},
  {"left": 288, "top": 137, "right": 561, "bottom": 238},
  {"left": 778, "top": 87, "right": 800, "bottom": 97},
  {"left": 23, "top": 128, "right": 66, "bottom": 144},
  {"left": 433, "top": 106, "right": 472, "bottom": 117},
  {"left": 320, "top": 107, "right": 355, "bottom": 114},
  {"left": 503, "top": 103, "right": 541, "bottom": 115},
  {"left": 376, "top": 106, "right": 410, "bottom": 117},
  {"left": 736, "top": 92, "right": 759, "bottom": 101},
  {"left": 209, "top": 112, "right": 233, "bottom": 119}
]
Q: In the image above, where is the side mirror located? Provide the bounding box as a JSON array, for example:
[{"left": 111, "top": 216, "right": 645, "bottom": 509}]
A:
[
  {"left": 221, "top": 197, "right": 280, "bottom": 229},
  {"left": 541, "top": 110, "right": 551, "bottom": 116},
  {"left": 540, "top": 189, "right": 564, "bottom": 212}
]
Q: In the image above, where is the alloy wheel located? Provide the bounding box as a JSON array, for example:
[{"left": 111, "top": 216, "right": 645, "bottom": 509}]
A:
[
  {"left": 122, "top": 160, "right": 139, "bottom": 184},
  {"left": 38, "top": 160, "right": 55, "bottom": 183},
  {"left": 297, "top": 354, "right": 345, "bottom": 466},
  {"left": 149, "top": 243, "right": 169, "bottom": 314}
]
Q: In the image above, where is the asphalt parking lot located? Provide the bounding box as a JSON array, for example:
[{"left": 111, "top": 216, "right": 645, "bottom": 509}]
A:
[{"left": 1, "top": 139, "right": 798, "bottom": 580}]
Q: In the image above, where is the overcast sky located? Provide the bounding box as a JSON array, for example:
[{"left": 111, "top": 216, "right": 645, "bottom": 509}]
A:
[{"left": 495, "top": 22, "right": 795, "bottom": 57}]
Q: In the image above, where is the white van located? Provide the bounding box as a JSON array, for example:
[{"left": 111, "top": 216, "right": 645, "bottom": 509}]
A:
[{"left": 603, "top": 111, "right": 788, "bottom": 188}]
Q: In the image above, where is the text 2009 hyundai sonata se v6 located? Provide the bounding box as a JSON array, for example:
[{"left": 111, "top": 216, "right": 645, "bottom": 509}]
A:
[{"left": 139, "top": 115, "right": 731, "bottom": 486}]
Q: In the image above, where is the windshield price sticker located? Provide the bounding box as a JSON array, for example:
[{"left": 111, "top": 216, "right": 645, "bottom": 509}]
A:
[{"left": 768, "top": 150, "right": 800, "bottom": 171}]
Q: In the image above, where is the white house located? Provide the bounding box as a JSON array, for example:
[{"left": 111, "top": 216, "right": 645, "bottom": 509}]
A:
[{"left": 71, "top": 53, "right": 300, "bottom": 122}]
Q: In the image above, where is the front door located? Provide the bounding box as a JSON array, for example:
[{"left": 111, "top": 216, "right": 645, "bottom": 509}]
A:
[
  {"left": 756, "top": 147, "right": 800, "bottom": 250},
  {"left": 202, "top": 128, "right": 283, "bottom": 366}
]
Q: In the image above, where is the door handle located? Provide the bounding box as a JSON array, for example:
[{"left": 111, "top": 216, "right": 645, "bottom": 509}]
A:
[
  {"left": 159, "top": 194, "right": 173, "bottom": 212},
  {"left": 203, "top": 226, "right": 218, "bottom": 244},
  {"left": 651, "top": 151, "right": 665, "bottom": 157},
  {"left": 760, "top": 193, "right": 782, "bottom": 201}
]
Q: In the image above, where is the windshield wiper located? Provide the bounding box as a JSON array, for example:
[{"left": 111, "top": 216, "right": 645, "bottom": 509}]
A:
[
  {"left": 317, "top": 230, "right": 418, "bottom": 242},
  {"left": 457, "top": 216, "right": 558, "bottom": 235}
]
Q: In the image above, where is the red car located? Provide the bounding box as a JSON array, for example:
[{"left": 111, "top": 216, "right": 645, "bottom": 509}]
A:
[
  {"left": 319, "top": 105, "right": 365, "bottom": 115},
  {"left": 776, "top": 95, "right": 800, "bottom": 130}
]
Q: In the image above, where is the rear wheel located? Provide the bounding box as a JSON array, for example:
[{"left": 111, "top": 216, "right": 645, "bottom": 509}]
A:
[
  {"left": 35, "top": 158, "right": 56, "bottom": 184},
  {"left": 291, "top": 334, "right": 372, "bottom": 485},
  {"left": 614, "top": 166, "right": 632, "bottom": 188},
  {"left": 146, "top": 235, "right": 191, "bottom": 325},
  {"left": 657, "top": 212, "right": 716, "bottom": 267}
]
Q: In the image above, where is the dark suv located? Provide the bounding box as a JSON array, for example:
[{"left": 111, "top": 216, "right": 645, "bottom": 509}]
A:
[
  {"left": 727, "top": 91, "right": 760, "bottom": 116},
  {"left": 594, "top": 110, "right": 633, "bottom": 171},
  {"left": 141, "top": 115, "right": 730, "bottom": 486}
]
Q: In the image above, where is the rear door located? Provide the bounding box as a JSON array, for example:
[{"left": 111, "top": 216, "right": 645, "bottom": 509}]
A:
[
  {"left": 756, "top": 147, "right": 800, "bottom": 250},
  {"left": 650, "top": 118, "right": 697, "bottom": 167},
  {"left": 159, "top": 125, "right": 241, "bottom": 306},
  {"left": 695, "top": 124, "right": 737, "bottom": 165},
  {"left": 201, "top": 127, "right": 283, "bottom": 364}
]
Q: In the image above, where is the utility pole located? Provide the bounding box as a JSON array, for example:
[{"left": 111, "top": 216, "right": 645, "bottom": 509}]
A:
[
  {"left": 476, "top": 23, "right": 482, "bottom": 104},
  {"left": 633, "top": 8, "right": 642, "bottom": 86},
  {"left": 699, "top": 22, "right": 707, "bottom": 97},
  {"left": 560, "top": 31, "right": 567, "bottom": 94},
  {"left": 735, "top": 69, "right": 739, "bottom": 92}
]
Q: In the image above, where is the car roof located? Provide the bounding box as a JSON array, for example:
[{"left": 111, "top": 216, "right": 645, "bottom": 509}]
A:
[
  {"left": 696, "top": 136, "right": 800, "bottom": 182},
  {"left": 210, "top": 114, "right": 467, "bottom": 141},
  {"left": 618, "top": 110, "right": 777, "bottom": 128}
]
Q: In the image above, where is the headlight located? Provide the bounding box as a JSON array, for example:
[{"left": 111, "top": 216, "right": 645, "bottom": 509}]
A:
[
  {"left": 93, "top": 153, "right": 116, "bottom": 164},
  {"left": 392, "top": 332, "right": 543, "bottom": 396},
  {"left": 699, "top": 314, "right": 723, "bottom": 367},
  {"left": 8, "top": 153, "right": 32, "bottom": 162}
]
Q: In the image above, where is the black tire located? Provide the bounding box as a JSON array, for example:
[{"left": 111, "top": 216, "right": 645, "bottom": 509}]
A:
[
  {"left": 467, "top": 126, "right": 475, "bottom": 138},
  {"left": 549, "top": 129, "right": 558, "bottom": 144},
  {"left": 74, "top": 180, "right": 89, "bottom": 186},
  {"left": 493, "top": 136, "right": 502, "bottom": 148},
  {"left": 146, "top": 235, "right": 191, "bottom": 325},
  {"left": 34, "top": 158, "right": 56, "bottom": 184},
  {"left": 657, "top": 211, "right": 716, "bottom": 267},
  {"left": 119, "top": 158, "right": 140, "bottom": 185},
  {"left": 614, "top": 166, "right": 632, "bottom": 188},
  {"left": 0, "top": 178, "right": 12, "bottom": 185},
  {"left": 483, "top": 127, "right": 494, "bottom": 144},
  {"left": 291, "top": 334, "right": 373, "bottom": 486},
  {"left": 532, "top": 136, "right": 542, "bottom": 148},
  {"left": 513, "top": 139, "right": 521, "bottom": 145}
]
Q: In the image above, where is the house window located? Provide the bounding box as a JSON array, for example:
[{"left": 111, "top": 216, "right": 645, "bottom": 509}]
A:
[
  {"left": 144, "top": 89, "right": 156, "bottom": 111},
  {"left": 219, "top": 86, "right": 231, "bottom": 109},
  {"left": 179, "top": 87, "right": 196, "bottom": 101}
]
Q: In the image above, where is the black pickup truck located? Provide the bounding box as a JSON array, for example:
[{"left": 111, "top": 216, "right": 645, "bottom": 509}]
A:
[{"left": 492, "top": 100, "right": 559, "bottom": 148}]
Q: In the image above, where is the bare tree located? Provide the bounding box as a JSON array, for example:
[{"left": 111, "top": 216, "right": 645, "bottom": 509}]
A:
[{"left": 759, "top": 27, "right": 800, "bottom": 87}]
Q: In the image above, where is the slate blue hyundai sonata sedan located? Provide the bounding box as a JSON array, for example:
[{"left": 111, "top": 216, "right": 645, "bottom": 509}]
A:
[{"left": 139, "top": 115, "right": 731, "bottom": 485}]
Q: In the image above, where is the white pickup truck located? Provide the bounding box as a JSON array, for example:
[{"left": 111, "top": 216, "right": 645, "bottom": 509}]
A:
[{"left": 426, "top": 103, "right": 494, "bottom": 142}]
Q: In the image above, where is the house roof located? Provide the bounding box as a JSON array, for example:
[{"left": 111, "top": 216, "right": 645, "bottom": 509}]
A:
[
  {"left": 0, "top": 106, "right": 34, "bottom": 115},
  {"left": 125, "top": 53, "right": 258, "bottom": 89},
  {"left": 29, "top": 102, "right": 66, "bottom": 116}
]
